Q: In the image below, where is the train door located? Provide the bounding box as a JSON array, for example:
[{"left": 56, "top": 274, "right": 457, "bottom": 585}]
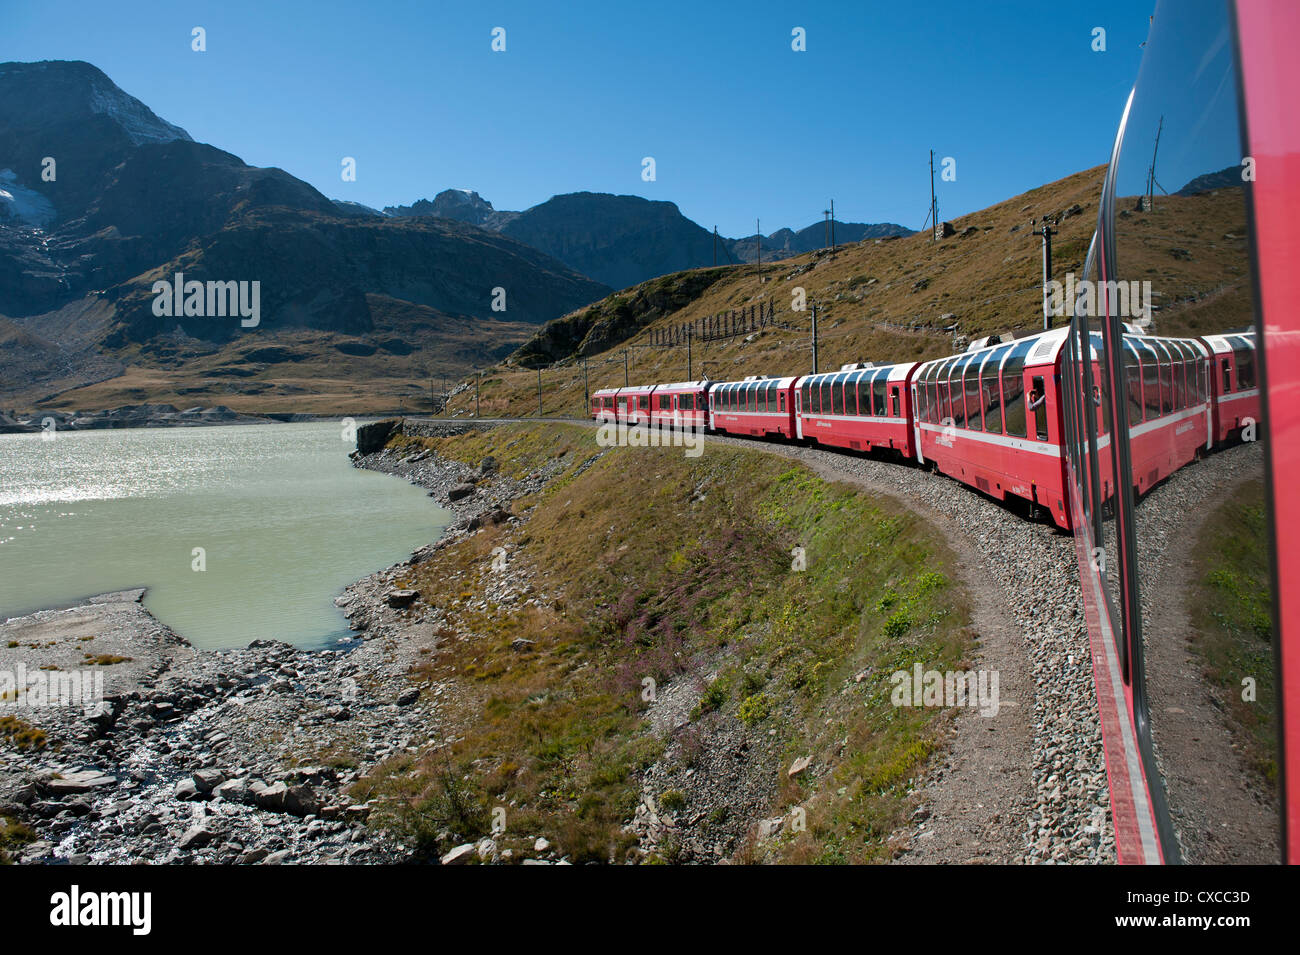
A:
[
  {"left": 794, "top": 382, "right": 804, "bottom": 440},
  {"left": 912, "top": 380, "right": 924, "bottom": 464}
]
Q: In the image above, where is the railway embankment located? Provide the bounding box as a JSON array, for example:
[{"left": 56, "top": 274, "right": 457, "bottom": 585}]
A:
[{"left": 343, "top": 421, "right": 985, "bottom": 863}]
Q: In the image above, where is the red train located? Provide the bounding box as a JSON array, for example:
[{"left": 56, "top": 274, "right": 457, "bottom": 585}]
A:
[{"left": 587, "top": 0, "right": 1293, "bottom": 866}]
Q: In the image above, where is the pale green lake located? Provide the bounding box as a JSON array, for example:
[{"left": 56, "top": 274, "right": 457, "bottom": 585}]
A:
[{"left": 0, "top": 421, "right": 445, "bottom": 649}]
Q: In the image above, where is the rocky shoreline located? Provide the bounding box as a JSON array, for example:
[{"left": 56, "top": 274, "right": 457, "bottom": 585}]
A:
[{"left": 0, "top": 420, "right": 545, "bottom": 865}]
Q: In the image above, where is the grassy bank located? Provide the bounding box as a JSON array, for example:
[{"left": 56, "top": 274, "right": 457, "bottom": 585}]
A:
[
  {"left": 1188, "top": 478, "right": 1277, "bottom": 786},
  {"left": 353, "top": 424, "right": 972, "bottom": 863}
]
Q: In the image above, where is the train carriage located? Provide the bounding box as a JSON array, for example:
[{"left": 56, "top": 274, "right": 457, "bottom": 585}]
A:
[
  {"left": 1202, "top": 331, "right": 1262, "bottom": 443},
  {"left": 619, "top": 384, "right": 656, "bottom": 427},
  {"left": 796, "top": 362, "right": 917, "bottom": 456},
  {"left": 590, "top": 388, "right": 619, "bottom": 422},
  {"left": 708, "top": 375, "right": 797, "bottom": 439},
  {"left": 1119, "top": 334, "right": 1213, "bottom": 496},
  {"left": 913, "top": 333, "right": 1068, "bottom": 526},
  {"left": 649, "top": 380, "right": 711, "bottom": 430}
]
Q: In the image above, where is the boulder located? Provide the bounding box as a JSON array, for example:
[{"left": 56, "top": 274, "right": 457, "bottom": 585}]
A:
[
  {"left": 440, "top": 843, "right": 476, "bottom": 866},
  {"left": 356, "top": 418, "right": 402, "bottom": 455},
  {"left": 178, "top": 825, "right": 216, "bottom": 850},
  {"left": 192, "top": 768, "right": 226, "bottom": 794},
  {"left": 385, "top": 589, "right": 418, "bottom": 609},
  {"left": 45, "top": 770, "right": 116, "bottom": 795},
  {"left": 447, "top": 483, "right": 475, "bottom": 502}
]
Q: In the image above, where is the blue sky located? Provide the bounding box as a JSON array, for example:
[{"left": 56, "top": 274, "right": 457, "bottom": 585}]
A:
[{"left": 2, "top": 0, "right": 1152, "bottom": 236}]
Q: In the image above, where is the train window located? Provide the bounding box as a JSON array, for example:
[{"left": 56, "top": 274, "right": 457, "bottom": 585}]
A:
[
  {"left": 778, "top": 391, "right": 786, "bottom": 413},
  {"left": 1124, "top": 342, "right": 1144, "bottom": 423},
  {"left": 1169, "top": 343, "right": 1186, "bottom": 410},
  {"left": 937, "top": 359, "right": 954, "bottom": 425},
  {"left": 1156, "top": 343, "right": 1174, "bottom": 414},
  {"left": 983, "top": 348, "right": 1008, "bottom": 434},
  {"left": 1140, "top": 344, "right": 1161, "bottom": 419},
  {"left": 963, "top": 358, "right": 983, "bottom": 431},
  {"left": 948, "top": 358, "right": 967, "bottom": 427},
  {"left": 1030, "top": 375, "right": 1047, "bottom": 440},
  {"left": 856, "top": 376, "right": 869, "bottom": 417},
  {"left": 1234, "top": 342, "right": 1256, "bottom": 390},
  {"left": 1002, "top": 355, "right": 1027, "bottom": 438},
  {"left": 869, "top": 372, "right": 885, "bottom": 417},
  {"left": 832, "top": 376, "right": 844, "bottom": 415},
  {"left": 1222, "top": 361, "right": 1232, "bottom": 394},
  {"left": 891, "top": 386, "right": 900, "bottom": 418}
]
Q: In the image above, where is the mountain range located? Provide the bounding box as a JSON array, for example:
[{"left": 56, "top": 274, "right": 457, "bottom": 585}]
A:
[
  {"left": 0, "top": 59, "right": 909, "bottom": 411},
  {"left": 381, "top": 190, "right": 912, "bottom": 289}
]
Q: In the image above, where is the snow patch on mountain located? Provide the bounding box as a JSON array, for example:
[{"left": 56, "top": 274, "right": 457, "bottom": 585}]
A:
[
  {"left": 0, "top": 169, "right": 56, "bottom": 227},
  {"left": 87, "top": 78, "right": 192, "bottom": 145}
]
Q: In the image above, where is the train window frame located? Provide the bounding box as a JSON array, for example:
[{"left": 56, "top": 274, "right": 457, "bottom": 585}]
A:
[
  {"left": 948, "top": 356, "right": 969, "bottom": 427},
  {"left": 1155, "top": 340, "right": 1175, "bottom": 415},
  {"left": 1002, "top": 346, "right": 1029, "bottom": 438},
  {"left": 1138, "top": 341, "right": 1162, "bottom": 420},
  {"left": 963, "top": 355, "right": 984, "bottom": 432},
  {"left": 1124, "top": 340, "right": 1145, "bottom": 424},
  {"left": 1031, "top": 374, "right": 1048, "bottom": 440},
  {"left": 984, "top": 346, "right": 1010, "bottom": 434},
  {"left": 941, "top": 358, "right": 961, "bottom": 426}
]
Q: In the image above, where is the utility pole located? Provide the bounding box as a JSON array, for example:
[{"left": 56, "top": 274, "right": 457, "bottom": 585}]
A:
[
  {"left": 1145, "top": 115, "right": 1164, "bottom": 211},
  {"left": 929, "top": 150, "right": 939, "bottom": 242},
  {"left": 824, "top": 208, "right": 830, "bottom": 249},
  {"left": 623, "top": 350, "right": 629, "bottom": 387},
  {"left": 583, "top": 359, "right": 589, "bottom": 411},
  {"left": 811, "top": 302, "right": 820, "bottom": 374},
  {"left": 1034, "top": 218, "right": 1058, "bottom": 330},
  {"left": 537, "top": 366, "right": 543, "bottom": 417},
  {"left": 475, "top": 372, "right": 480, "bottom": 418},
  {"left": 830, "top": 199, "right": 835, "bottom": 253},
  {"left": 687, "top": 325, "right": 693, "bottom": 381},
  {"left": 756, "top": 219, "right": 761, "bottom": 265}
]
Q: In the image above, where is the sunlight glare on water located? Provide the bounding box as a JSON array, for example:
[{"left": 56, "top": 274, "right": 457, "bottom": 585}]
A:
[{"left": 0, "top": 422, "right": 446, "bottom": 649}]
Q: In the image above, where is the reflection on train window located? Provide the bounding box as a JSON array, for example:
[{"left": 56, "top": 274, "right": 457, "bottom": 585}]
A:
[{"left": 1106, "top": 0, "right": 1277, "bottom": 863}]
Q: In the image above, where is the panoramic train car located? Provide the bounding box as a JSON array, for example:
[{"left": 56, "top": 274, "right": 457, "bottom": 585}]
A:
[
  {"left": 649, "top": 380, "right": 711, "bottom": 430},
  {"left": 1118, "top": 334, "right": 1214, "bottom": 496},
  {"left": 708, "top": 375, "right": 798, "bottom": 439},
  {"left": 1203, "top": 331, "right": 1262, "bottom": 443},
  {"left": 1060, "top": 0, "right": 1294, "bottom": 864},
  {"left": 796, "top": 362, "right": 917, "bottom": 456},
  {"left": 913, "top": 335, "right": 1068, "bottom": 527}
]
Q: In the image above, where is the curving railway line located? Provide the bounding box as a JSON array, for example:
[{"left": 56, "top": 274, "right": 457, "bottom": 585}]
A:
[{"left": 479, "top": 0, "right": 1294, "bottom": 865}]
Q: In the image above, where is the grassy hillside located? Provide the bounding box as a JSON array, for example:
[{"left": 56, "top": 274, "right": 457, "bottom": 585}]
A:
[
  {"left": 444, "top": 165, "right": 1109, "bottom": 417},
  {"left": 350, "top": 424, "right": 973, "bottom": 863},
  {"left": 442, "top": 165, "right": 1255, "bottom": 419}
]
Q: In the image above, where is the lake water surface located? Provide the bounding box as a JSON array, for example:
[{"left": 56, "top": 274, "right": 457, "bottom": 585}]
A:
[{"left": 0, "top": 421, "right": 445, "bottom": 649}]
